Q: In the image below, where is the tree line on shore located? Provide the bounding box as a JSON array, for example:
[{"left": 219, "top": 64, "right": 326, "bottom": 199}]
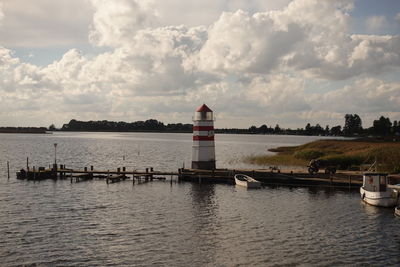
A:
[
  {"left": 0, "top": 127, "right": 47, "bottom": 134},
  {"left": 59, "top": 119, "right": 193, "bottom": 132},
  {"left": 55, "top": 114, "right": 399, "bottom": 137},
  {"left": 238, "top": 114, "right": 400, "bottom": 137}
]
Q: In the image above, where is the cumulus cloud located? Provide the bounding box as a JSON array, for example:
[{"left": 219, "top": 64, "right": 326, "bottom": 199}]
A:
[
  {"left": 89, "top": 0, "right": 157, "bottom": 47},
  {"left": 246, "top": 74, "right": 309, "bottom": 112},
  {"left": 188, "top": 10, "right": 305, "bottom": 75},
  {"left": 155, "top": 0, "right": 292, "bottom": 27},
  {"left": 316, "top": 78, "right": 400, "bottom": 114},
  {"left": 188, "top": 0, "right": 400, "bottom": 80}
]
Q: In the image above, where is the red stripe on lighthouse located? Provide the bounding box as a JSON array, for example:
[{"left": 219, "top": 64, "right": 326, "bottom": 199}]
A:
[
  {"left": 193, "top": 126, "right": 214, "bottom": 131},
  {"left": 193, "top": 136, "right": 215, "bottom": 141}
]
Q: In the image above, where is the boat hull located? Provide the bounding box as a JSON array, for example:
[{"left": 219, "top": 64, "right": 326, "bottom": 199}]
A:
[
  {"left": 395, "top": 206, "right": 400, "bottom": 217},
  {"left": 234, "top": 174, "right": 261, "bottom": 189},
  {"left": 360, "top": 187, "right": 399, "bottom": 207}
]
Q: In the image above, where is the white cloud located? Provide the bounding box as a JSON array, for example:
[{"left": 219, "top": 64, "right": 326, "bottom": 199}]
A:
[
  {"left": 311, "top": 78, "right": 400, "bottom": 126},
  {"left": 246, "top": 74, "right": 309, "bottom": 113},
  {"left": 0, "top": 0, "right": 93, "bottom": 47},
  {"left": 89, "top": 0, "right": 157, "bottom": 47},
  {"left": 188, "top": 10, "right": 305, "bottom": 75},
  {"left": 396, "top": 12, "right": 400, "bottom": 23},
  {"left": 155, "top": 0, "right": 292, "bottom": 27}
]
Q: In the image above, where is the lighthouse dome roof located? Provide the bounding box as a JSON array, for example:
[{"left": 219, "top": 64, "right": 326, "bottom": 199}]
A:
[{"left": 196, "top": 104, "right": 212, "bottom": 112}]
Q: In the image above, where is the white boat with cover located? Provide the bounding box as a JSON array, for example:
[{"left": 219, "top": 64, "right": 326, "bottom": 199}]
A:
[
  {"left": 360, "top": 173, "right": 399, "bottom": 207},
  {"left": 395, "top": 206, "right": 400, "bottom": 217},
  {"left": 234, "top": 174, "right": 261, "bottom": 188}
]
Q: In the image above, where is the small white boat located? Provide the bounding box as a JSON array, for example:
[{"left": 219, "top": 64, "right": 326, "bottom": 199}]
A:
[
  {"left": 360, "top": 173, "right": 399, "bottom": 207},
  {"left": 395, "top": 206, "right": 400, "bottom": 217},
  {"left": 234, "top": 174, "right": 261, "bottom": 188}
]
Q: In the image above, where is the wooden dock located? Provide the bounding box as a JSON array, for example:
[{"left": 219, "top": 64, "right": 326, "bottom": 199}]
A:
[
  {"left": 14, "top": 163, "right": 374, "bottom": 188},
  {"left": 179, "top": 168, "right": 364, "bottom": 188}
]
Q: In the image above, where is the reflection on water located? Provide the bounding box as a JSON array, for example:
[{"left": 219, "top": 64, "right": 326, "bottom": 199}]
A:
[
  {"left": 189, "top": 184, "right": 218, "bottom": 265},
  {"left": 0, "top": 132, "right": 399, "bottom": 266}
]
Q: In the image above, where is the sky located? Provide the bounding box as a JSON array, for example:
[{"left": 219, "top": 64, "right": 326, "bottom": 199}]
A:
[{"left": 0, "top": 0, "right": 399, "bottom": 129}]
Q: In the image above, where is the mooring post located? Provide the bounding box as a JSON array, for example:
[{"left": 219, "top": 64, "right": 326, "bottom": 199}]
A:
[
  {"left": 123, "top": 167, "right": 126, "bottom": 172},
  {"left": 146, "top": 168, "right": 148, "bottom": 173},
  {"left": 26, "top": 157, "right": 29, "bottom": 170},
  {"left": 84, "top": 167, "right": 87, "bottom": 172},
  {"left": 7, "top": 161, "right": 10, "bottom": 180},
  {"left": 106, "top": 170, "right": 110, "bottom": 184},
  {"left": 91, "top": 165, "right": 93, "bottom": 171},
  {"left": 117, "top": 167, "right": 120, "bottom": 174},
  {"left": 150, "top": 167, "right": 153, "bottom": 172}
]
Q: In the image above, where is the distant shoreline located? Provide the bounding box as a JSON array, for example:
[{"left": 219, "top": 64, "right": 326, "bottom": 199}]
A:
[{"left": 0, "top": 127, "right": 48, "bottom": 134}]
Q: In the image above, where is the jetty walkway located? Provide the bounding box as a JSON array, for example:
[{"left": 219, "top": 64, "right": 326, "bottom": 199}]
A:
[{"left": 12, "top": 163, "right": 375, "bottom": 188}]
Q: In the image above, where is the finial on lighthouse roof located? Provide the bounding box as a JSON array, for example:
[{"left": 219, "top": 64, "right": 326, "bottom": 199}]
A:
[{"left": 196, "top": 103, "right": 212, "bottom": 112}]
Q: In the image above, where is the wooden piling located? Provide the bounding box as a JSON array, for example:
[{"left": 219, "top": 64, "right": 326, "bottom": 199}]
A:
[
  {"left": 26, "top": 157, "right": 29, "bottom": 170},
  {"left": 7, "top": 161, "right": 10, "bottom": 180}
]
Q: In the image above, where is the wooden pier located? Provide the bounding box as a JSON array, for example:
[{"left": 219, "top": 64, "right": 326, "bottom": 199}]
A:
[
  {"left": 179, "top": 168, "right": 364, "bottom": 188},
  {"left": 13, "top": 163, "right": 374, "bottom": 188}
]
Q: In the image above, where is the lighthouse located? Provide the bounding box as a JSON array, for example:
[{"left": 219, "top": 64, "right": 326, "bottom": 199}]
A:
[{"left": 192, "top": 104, "right": 216, "bottom": 170}]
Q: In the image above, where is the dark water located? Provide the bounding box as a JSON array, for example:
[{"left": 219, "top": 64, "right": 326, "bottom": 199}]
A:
[{"left": 0, "top": 132, "right": 399, "bottom": 266}]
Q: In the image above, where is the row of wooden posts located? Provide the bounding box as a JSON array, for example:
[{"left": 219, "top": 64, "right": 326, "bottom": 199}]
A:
[{"left": 6, "top": 157, "right": 365, "bottom": 188}]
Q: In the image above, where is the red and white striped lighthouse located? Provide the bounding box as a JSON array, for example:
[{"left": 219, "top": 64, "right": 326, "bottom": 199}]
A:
[{"left": 192, "top": 104, "right": 216, "bottom": 170}]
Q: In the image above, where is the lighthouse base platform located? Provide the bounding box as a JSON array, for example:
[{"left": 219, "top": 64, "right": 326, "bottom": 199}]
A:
[{"left": 192, "top": 161, "right": 216, "bottom": 170}]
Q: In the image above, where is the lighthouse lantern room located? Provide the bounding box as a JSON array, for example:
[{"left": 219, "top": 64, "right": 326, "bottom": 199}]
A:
[{"left": 192, "top": 104, "right": 216, "bottom": 170}]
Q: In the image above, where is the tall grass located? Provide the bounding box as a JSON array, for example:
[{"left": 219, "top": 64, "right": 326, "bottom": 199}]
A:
[
  {"left": 366, "top": 147, "right": 400, "bottom": 173},
  {"left": 247, "top": 139, "right": 400, "bottom": 173}
]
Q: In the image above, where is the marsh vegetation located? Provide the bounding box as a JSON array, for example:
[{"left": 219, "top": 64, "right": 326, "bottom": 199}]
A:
[{"left": 245, "top": 138, "right": 400, "bottom": 173}]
